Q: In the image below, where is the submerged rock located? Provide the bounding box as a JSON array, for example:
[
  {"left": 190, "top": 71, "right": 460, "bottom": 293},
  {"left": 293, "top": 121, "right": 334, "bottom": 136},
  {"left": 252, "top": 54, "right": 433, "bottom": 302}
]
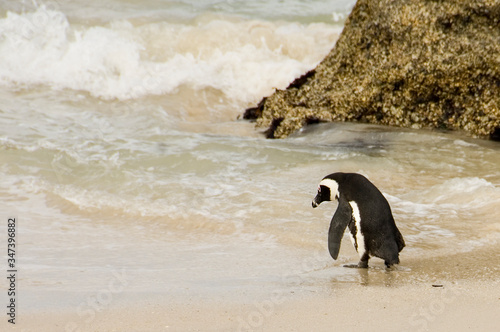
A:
[{"left": 248, "top": 0, "right": 500, "bottom": 139}]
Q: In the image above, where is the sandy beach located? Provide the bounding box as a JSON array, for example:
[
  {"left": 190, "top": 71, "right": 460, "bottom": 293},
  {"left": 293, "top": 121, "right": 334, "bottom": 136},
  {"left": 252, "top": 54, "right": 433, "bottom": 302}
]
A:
[
  {"left": 12, "top": 279, "right": 499, "bottom": 332},
  {"left": 7, "top": 242, "right": 500, "bottom": 332}
]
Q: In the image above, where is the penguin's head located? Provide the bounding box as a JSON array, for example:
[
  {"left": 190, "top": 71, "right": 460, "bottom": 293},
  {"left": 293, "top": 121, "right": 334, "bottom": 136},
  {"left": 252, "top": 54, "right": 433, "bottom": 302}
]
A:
[{"left": 312, "top": 178, "right": 339, "bottom": 208}]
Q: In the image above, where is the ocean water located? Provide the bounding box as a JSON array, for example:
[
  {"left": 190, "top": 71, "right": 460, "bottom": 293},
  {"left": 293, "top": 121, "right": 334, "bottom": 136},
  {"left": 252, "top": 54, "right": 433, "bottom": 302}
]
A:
[{"left": 1, "top": 0, "right": 499, "bottom": 321}]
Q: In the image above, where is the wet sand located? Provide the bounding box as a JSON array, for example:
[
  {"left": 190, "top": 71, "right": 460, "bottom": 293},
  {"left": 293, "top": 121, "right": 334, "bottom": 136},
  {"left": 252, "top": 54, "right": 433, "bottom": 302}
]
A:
[
  {"left": 12, "top": 279, "right": 499, "bottom": 332},
  {"left": 8, "top": 243, "right": 500, "bottom": 332}
]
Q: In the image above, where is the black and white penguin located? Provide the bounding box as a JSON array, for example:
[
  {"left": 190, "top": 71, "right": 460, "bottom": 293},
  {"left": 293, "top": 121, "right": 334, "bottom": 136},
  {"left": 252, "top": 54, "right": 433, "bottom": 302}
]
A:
[{"left": 312, "top": 172, "right": 405, "bottom": 268}]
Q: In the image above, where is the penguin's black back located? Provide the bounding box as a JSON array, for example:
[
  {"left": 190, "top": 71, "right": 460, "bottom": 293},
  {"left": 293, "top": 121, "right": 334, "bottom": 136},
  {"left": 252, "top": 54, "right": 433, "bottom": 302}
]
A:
[{"left": 327, "top": 173, "right": 405, "bottom": 264}]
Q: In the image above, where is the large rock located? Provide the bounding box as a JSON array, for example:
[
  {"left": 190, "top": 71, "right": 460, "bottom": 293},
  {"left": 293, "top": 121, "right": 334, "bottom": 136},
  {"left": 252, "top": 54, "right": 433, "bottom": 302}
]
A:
[{"left": 246, "top": 0, "right": 500, "bottom": 139}]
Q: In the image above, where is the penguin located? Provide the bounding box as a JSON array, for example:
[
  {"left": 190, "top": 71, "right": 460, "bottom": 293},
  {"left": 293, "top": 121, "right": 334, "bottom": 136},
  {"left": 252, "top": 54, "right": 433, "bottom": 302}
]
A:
[{"left": 312, "top": 172, "right": 405, "bottom": 268}]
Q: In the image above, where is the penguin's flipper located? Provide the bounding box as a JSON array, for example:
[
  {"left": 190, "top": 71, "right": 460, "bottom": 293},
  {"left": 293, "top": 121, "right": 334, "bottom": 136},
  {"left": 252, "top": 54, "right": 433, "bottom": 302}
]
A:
[{"left": 328, "top": 198, "right": 352, "bottom": 260}]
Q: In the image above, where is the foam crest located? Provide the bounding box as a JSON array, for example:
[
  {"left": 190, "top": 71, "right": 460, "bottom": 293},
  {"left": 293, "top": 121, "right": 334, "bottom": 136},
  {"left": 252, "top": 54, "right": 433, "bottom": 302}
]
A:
[{"left": 0, "top": 7, "right": 339, "bottom": 101}]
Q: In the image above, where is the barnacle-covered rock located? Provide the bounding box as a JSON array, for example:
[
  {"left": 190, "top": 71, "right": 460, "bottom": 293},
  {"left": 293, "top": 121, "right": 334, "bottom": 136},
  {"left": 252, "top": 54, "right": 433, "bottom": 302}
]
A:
[{"left": 248, "top": 0, "right": 500, "bottom": 140}]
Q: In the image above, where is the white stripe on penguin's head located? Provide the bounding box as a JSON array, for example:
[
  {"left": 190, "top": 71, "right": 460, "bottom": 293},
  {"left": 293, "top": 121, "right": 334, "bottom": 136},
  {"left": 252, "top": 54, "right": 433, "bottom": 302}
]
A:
[{"left": 319, "top": 178, "right": 339, "bottom": 201}]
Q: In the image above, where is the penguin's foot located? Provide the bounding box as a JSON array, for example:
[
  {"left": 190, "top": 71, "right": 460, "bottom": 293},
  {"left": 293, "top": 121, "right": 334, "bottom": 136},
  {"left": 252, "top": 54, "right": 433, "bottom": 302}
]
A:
[
  {"left": 384, "top": 259, "right": 399, "bottom": 269},
  {"left": 343, "top": 253, "right": 369, "bottom": 268},
  {"left": 343, "top": 262, "right": 368, "bottom": 269},
  {"left": 385, "top": 263, "right": 400, "bottom": 271},
  {"left": 358, "top": 260, "right": 369, "bottom": 268}
]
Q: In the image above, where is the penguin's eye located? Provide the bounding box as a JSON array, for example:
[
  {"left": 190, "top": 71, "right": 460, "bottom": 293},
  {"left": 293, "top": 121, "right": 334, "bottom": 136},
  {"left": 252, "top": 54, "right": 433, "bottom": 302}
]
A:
[{"left": 317, "top": 185, "right": 321, "bottom": 193}]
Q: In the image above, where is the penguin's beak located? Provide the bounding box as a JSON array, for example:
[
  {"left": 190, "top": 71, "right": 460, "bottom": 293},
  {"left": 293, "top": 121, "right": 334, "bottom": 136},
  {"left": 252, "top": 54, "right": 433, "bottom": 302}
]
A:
[{"left": 312, "top": 194, "right": 322, "bottom": 208}]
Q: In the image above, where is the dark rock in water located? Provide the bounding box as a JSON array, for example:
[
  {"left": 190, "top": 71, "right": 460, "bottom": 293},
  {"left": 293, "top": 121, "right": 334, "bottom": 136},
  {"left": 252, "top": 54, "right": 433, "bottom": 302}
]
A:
[
  {"left": 490, "top": 127, "right": 500, "bottom": 141},
  {"left": 243, "top": 97, "right": 266, "bottom": 121},
  {"left": 264, "top": 117, "right": 284, "bottom": 139},
  {"left": 247, "top": 0, "right": 500, "bottom": 139}
]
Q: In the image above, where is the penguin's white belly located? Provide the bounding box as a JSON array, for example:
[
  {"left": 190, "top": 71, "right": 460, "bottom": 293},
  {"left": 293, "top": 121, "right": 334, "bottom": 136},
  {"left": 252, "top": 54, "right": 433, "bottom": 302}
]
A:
[{"left": 349, "top": 201, "right": 366, "bottom": 258}]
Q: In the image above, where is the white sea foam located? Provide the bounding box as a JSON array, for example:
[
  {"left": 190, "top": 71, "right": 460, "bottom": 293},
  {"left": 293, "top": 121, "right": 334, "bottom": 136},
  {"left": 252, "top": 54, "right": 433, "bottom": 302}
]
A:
[
  {"left": 408, "top": 177, "right": 497, "bottom": 207},
  {"left": 0, "top": 6, "right": 340, "bottom": 101},
  {"left": 389, "top": 177, "right": 500, "bottom": 222}
]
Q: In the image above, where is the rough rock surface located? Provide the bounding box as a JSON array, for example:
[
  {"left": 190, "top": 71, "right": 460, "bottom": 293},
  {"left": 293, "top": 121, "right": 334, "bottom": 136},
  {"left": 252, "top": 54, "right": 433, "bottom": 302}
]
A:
[{"left": 246, "top": 0, "right": 500, "bottom": 139}]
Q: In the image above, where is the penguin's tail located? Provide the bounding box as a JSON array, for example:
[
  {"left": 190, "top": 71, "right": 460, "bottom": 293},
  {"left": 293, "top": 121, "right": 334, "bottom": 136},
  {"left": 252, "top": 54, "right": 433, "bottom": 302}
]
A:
[{"left": 396, "top": 228, "right": 405, "bottom": 252}]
